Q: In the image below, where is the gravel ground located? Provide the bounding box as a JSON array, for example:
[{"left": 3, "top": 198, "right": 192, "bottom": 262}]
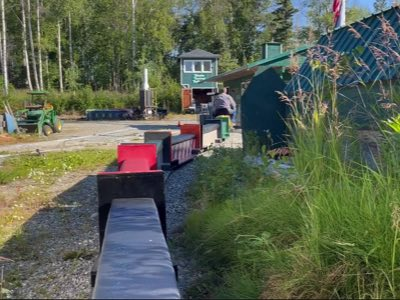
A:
[
  {"left": 0, "top": 130, "right": 242, "bottom": 299},
  {"left": 166, "top": 131, "right": 243, "bottom": 297},
  {"left": 165, "top": 162, "right": 199, "bottom": 297},
  {"left": 1, "top": 171, "right": 100, "bottom": 299}
]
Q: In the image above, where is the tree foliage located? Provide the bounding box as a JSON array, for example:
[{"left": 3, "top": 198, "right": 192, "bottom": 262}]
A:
[
  {"left": 374, "top": 0, "right": 389, "bottom": 12},
  {"left": 175, "top": 0, "right": 275, "bottom": 71},
  {"left": 270, "top": 0, "right": 298, "bottom": 45},
  {"left": 304, "top": 0, "right": 371, "bottom": 37},
  {"left": 0, "top": 0, "right": 373, "bottom": 105}
]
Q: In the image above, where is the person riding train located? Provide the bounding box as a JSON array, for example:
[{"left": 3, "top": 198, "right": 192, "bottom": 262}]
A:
[{"left": 212, "top": 87, "right": 236, "bottom": 121}]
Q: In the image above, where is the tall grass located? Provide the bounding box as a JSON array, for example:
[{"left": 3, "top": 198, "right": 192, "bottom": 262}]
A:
[
  {"left": 274, "top": 19, "right": 400, "bottom": 298},
  {"left": 276, "top": 108, "right": 400, "bottom": 298},
  {"left": 184, "top": 16, "right": 400, "bottom": 299},
  {"left": 184, "top": 149, "right": 304, "bottom": 298}
]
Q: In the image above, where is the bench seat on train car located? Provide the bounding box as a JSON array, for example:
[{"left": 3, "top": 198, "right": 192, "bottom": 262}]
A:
[
  {"left": 171, "top": 134, "right": 195, "bottom": 145},
  {"left": 202, "top": 123, "right": 219, "bottom": 149},
  {"left": 170, "top": 134, "right": 196, "bottom": 165},
  {"left": 92, "top": 198, "right": 180, "bottom": 299}
]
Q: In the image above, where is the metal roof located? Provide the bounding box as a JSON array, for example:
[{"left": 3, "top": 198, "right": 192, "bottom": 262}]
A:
[
  {"left": 178, "top": 49, "right": 220, "bottom": 59},
  {"left": 205, "top": 45, "right": 310, "bottom": 83},
  {"left": 285, "top": 6, "right": 400, "bottom": 94},
  {"left": 203, "top": 66, "right": 257, "bottom": 83}
]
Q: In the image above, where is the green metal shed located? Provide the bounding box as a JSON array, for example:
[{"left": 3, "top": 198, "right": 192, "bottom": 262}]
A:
[
  {"left": 285, "top": 6, "right": 400, "bottom": 129},
  {"left": 205, "top": 43, "right": 309, "bottom": 150}
]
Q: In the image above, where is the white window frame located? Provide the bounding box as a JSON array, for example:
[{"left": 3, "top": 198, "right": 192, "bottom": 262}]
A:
[{"left": 183, "top": 60, "right": 213, "bottom": 73}]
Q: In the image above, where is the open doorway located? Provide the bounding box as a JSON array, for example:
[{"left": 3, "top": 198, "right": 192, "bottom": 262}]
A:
[{"left": 192, "top": 88, "right": 213, "bottom": 106}]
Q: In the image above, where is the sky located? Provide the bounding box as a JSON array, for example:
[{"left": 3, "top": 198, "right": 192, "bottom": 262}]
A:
[{"left": 292, "top": 0, "right": 381, "bottom": 27}]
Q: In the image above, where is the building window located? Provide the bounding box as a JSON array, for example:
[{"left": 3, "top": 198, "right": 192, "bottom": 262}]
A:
[
  {"left": 203, "top": 61, "right": 211, "bottom": 72},
  {"left": 183, "top": 60, "right": 213, "bottom": 73},
  {"left": 184, "top": 61, "right": 193, "bottom": 72},
  {"left": 194, "top": 61, "right": 202, "bottom": 72}
]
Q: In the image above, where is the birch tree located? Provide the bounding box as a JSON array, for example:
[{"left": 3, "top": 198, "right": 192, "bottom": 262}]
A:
[
  {"left": 131, "top": 0, "right": 136, "bottom": 71},
  {"left": 27, "top": 0, "right": 39, "bottom": 90},
  {"left": 21, "top": 0, "right": 33, "bottom": 90},
  {"left": 0, "top": 8, "right": 2, "bottom": 74},
  {"left": 37, "top": 0, "right": 43, "bottom": 89},
  {"left": 57, "top": 21, "right": 63, "bottom": 92},
  {"left": 68, "top": 11, "right": 73, "bottom": 66},
  {"left": 1, "top": 0, "right": 8, "bottom": 95}
]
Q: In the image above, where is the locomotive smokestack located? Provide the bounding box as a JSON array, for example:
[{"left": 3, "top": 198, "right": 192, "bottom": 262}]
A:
[{"left": 143, "top": 68, "right": 149, "bottom": 90}]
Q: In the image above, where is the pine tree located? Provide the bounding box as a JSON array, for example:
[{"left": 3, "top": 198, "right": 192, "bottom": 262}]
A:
[
  {"left": 374, "top": 0, "right": 389, "bottom": 12},
  {"left": 270, "top": 0, "right": 298, "bottom": 46},
  {"left": 227, "top": 0, "right": 272, "bottom": 64}
]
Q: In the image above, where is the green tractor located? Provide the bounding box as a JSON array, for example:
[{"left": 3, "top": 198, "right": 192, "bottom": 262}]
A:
[{"left": 15, "top": 91, "right": 63, "bottom": 136}]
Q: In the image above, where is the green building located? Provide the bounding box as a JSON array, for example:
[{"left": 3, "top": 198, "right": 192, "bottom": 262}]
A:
[
  {"left": 206, "top": 42, "right": 309, "bottom": 149},
  {"left": 286, "top": 7, "right": 400, "bottom": 129},
  {"left": 178, "top": 49, "right": 219, "bottom": 112}
]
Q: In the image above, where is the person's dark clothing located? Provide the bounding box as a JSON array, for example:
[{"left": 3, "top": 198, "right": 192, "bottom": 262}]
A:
[
  {"left": 214, "top": 108, "right": 231, "bottom": 117},
  {"left": 213, "top": 92, "right": 236, "bottom": 118}
]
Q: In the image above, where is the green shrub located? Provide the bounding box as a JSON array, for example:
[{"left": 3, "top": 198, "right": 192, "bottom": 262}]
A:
[
  {"left": 184, "top": 148, "right": 303, "bottom": 298},
  {"left": 188, "top": 148, "right": 264, "bottom": 207}
]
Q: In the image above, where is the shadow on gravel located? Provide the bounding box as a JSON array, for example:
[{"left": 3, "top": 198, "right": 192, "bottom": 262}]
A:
[{"left": 0, "top": 162, "right": 118, "bottom": 298}]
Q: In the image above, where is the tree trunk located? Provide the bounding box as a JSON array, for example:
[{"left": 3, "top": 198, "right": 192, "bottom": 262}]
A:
[
  {"left": 1, "top": 0, "right": 8, "bottom": 96},
  {"left": 131, "top": 0, "right": 136, "bottom": 71},
  {"left": 36, "top": 0, "right": 43, "bottom": 89},
  {"left": 45, "top": 54, "right": 49, "bottom": 89},
  {"left": 0, "top": 14, "right": 3, "bottom": 73},
  {"left": 68, "top": 11, "right": 73, "bottom": 66},
  {"left": 21, "top": 0, "right": 33, "bottom": 90},
  {"left": 27, "top": 0, "right": 39, "bottom": 90},
  {"left": 57, "top": 21, "right": 63, "bottom": 93}
]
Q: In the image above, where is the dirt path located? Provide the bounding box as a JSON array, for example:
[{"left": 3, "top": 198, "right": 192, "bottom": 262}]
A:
[{"left": 0, "top": 120, "right": 185, "bottom": 154}]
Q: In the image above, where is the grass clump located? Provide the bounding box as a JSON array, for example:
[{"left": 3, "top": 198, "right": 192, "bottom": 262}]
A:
[
  {"left": 62, "top": 249, "right": 96, "bottom": 261},
  {"left": 184, "top": 148, "right": 303, "bottom": 298},
  {"left": 0, "top": 149, "right": 116, "bottom": 185}
]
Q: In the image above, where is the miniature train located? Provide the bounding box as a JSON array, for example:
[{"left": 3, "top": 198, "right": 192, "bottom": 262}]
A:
[{"left": 91, "top": 116, "right": 232, "bottom": 299}]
